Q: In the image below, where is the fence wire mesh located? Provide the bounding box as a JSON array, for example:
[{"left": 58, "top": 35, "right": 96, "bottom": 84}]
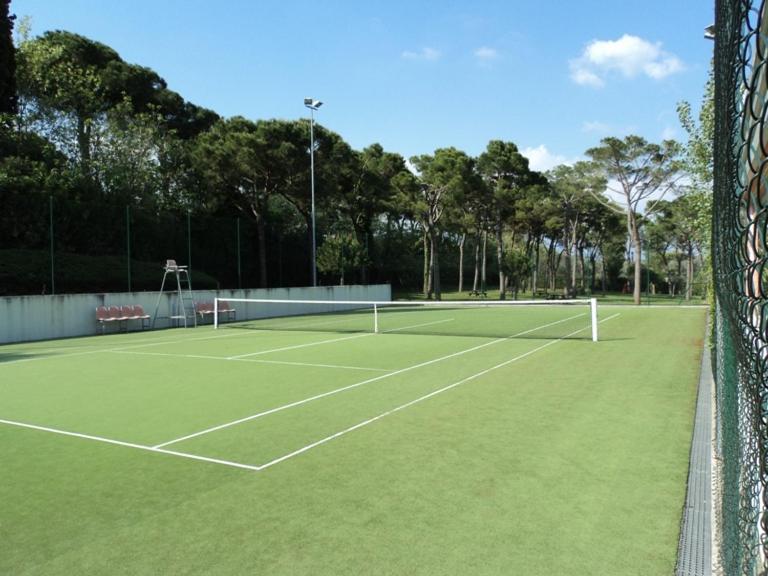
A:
[{"left": 714, "top": 1, "right": 768, "bottom": 573}]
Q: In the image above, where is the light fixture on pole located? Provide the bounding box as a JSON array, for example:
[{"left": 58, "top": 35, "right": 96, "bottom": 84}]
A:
[{"left": 304, "top": 97, "right": 323, "bottom": 287}]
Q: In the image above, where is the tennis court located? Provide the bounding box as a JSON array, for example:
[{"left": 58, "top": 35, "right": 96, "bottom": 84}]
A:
[{"left": 0, "top": 303, "right": 706, "bottom": 575}]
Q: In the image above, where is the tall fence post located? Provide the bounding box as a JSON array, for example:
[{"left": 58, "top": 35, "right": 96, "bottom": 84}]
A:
[
  {"left": 126, "top": 205, "right": 132, "bottom": 293},
  {"left": 237, "top": 217, "right": 242, "bottom": 289},
  {"left": 49, "top": 195, "right": 55, "bottom": 295},
  {"left": 187, "top": 210, "right": 192, "bottom": 286}
]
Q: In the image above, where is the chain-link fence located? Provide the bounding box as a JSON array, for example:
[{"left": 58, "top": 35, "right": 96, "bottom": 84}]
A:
[
  {"left": 0, "top": 191, "right": 310, "bottom": 295},
  {"left": 713, "top": 1, "right": 768, "bottom": 573}
]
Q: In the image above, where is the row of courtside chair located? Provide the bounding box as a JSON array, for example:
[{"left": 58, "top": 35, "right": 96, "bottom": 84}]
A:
[{"left": 95, "top": 305, "right": 151, "bottom": 333}]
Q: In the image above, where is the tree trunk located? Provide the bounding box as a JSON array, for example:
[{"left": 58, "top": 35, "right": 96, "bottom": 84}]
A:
[
  {"left": 481, "top": 231, "right": 487, "bottom": 291},
  {"left": 423, "top": 230, "right": 430, "bottom": 297},
  {"left": 686, "top": 245, "right": 693, "bottom": 300},
  {"left": 600, "top": 247, "right": 606, "bottom": 295},
  {"left": 77, "top": 116, "right": 92, "bottom": 180},
  {"left": 568, "top": 226, "right": 578, "bottom": 297},
  {"left": 458, "top": 232, "right": 466, "bottom": 293},
  {"left": 579, "top": 246, "right": 586, "bottom": 291},
  {"left": 427, "top": 236, "right": 434, "bottom": 299},
  {"left": 629, "top": 214, "right": 642, "bottom": 305},
  {"left": 546, "top": 237, "right": 557, "bottom": 291},
  {"left": 472, "top": 233, "right": 480, "bottom": 292},
  {"left": 532, "top": 239, "right": 540, "bottom": 294},
  {"left": 431, "top": 231, "right": 441, "bottom": 300},
  {"left": 563, "top": 229, "right": 571, "bottom": 297},
  {"left": 353, "top": 226, "right": 369, "bottom": 284},
  {"left": 255, "top": 215, "right": 268, "bottom": 288},
  {"left": 496, "top": 223, "right": 505, "bottom": 300}
]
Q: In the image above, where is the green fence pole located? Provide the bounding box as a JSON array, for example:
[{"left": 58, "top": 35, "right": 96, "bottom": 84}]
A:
[
  {"left": 187, "top": 210, "right": 192, "bottom": 287},
  {"left": 49, "top": 195, "right": 55, "bottom": 295},
  {"left": 126, "top": 205, "right": 132, "bottom": 293},
  {"left": 237, "top": 217, "right": 242, "bottom": 289}
]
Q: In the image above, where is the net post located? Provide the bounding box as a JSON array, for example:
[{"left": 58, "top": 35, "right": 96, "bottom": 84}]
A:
[
  {"left": 374, "top": 303, "right": 379, "bottom": 333},
  {"left": 214, "top": 298, "right": 219, "bottom": 330},
  {"left": 590, "top": 298, "right": 598, "bottom": 342}
]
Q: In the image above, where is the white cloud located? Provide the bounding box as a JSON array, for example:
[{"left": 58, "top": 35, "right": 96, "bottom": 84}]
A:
[
  {"left": 570, "top": 34, "right": 684, "bottom": 87},
  {"left": 581, "top": 120, "right": 636, "bottom": 138},
  {"left": 474, "top": 46, "right": 498, "bottom": 62},
  {"left": 661, "top": 126, "right": 678, "bottom": 140},
  {"left": 401, "top": 47, "right": 441, "bottom": 61},
  {"left": 521, "top": 145, "right": 580, "bottom": 172},
  {"left": 582, "top": 121, "right": 611, "bottom": 134},
  {"left": 571, "top": 67, "right": 604, "bottom": 88}
]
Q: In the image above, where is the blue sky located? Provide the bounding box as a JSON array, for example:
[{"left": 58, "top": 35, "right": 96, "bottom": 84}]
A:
[{"left": 13, "top": 0, "right": 714, "bottom": 171}]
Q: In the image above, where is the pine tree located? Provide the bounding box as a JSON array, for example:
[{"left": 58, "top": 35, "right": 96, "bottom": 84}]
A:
[{"left": 0, "top": 0, "right": 17, "bottom": 116}]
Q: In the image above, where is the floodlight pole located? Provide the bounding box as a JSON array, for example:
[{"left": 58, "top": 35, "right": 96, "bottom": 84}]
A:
[{"left": 304, "top": 98, "right": 323, "bottom": 287}]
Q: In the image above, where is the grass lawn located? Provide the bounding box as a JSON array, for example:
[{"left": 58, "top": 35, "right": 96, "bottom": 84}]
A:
[
  {"left": 0, "top": 303, "right": 706, "bottom": 575},
  {"left": 395, "top": 288, "right": 708, "bottom": 306}
]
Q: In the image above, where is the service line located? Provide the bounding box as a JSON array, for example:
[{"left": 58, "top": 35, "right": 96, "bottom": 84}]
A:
[
  {"left": 256, "top": 313, "right": 622, "bottom": 471},
  {"left": 152, "top": 313, "right": 586, "bottom": 449},
  {"left": 0, "top": 313, "right": 619, "bottom": 474}
]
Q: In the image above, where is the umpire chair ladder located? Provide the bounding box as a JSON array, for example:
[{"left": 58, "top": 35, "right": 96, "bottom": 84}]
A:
[{"left": 151, "top": 259, "right": 197, "bottom": 328}]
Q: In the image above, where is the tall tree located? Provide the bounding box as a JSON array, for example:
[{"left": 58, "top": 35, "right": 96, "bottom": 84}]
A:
[
  {"left": 586, "top": 135, "right": 683, "bottom": 304},
  {"left": 193, "top": 117, "right": 276, "bottom": 287},
  {"left": 410, "top": 148, "right": 475, "bottom": 300},
  {"left": 547, "top": 162, "right": 606, "bottom": 296},
  {"left": 0, "top": 0, "right": 16, "bottom": 118},
  {"left": 677, "top": 63, "right": 714, "bottom": 294},
  {"left": 341, "top": 143, "right": 407, "bottom": 283},
  {"left": 477, "top": 140, "right": 532, "bottom": 299},
  {"left": 16, "top": 30, "right": 217, "bottom": 186}
]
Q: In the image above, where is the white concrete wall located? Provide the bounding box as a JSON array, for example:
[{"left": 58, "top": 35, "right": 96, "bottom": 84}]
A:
[{"left": 0, "top": 284, "right": 391, "bottom": 344}]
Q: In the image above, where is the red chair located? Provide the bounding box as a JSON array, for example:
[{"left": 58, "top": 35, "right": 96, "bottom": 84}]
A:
[
  {"left": 95, "top": 306, "right": 116, "bottom": 334},
  {"left": 120, "top": 305, "right": 136, "bottom": 320},
  {"left": 132, "top": 305, "right": 151, "bottom": 330}
]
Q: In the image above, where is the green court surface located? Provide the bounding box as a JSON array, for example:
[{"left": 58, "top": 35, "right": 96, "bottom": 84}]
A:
[{"left": 0, "top": 304, "right": 706, "bottom": 575}]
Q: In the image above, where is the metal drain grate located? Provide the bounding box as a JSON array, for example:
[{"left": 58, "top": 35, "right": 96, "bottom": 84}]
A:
[{"left": 676, "top": 338, "right": 712, "bottom": 576}]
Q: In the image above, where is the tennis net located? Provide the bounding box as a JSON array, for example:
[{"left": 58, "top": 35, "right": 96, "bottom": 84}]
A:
[{"left": 213, "top": 298, "right": 599, "bottom": 341}]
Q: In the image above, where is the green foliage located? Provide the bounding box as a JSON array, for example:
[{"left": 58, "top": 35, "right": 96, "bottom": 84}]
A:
[
  {"left": 316, "top": 232, "right": 366, "bottom": 285},
  {"left": 676, "top": 63, "right": 713, "bottom": 301},
  {"left": 4, "top": 27, "right": 695, "bottom": 298},
  {"left": 501, "top": 247, "right": 529, "bottom": 295},
  {"left": 586, "top": 135, "right": 684, "bottom": 304},
  {"left": 677, "top": 64, "right": 714, "bottom": 187},
  {"left": 0, "top": 248, "right": 218, "bottom": 295}
]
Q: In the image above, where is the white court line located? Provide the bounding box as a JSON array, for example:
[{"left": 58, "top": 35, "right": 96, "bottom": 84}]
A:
[
  {"left": 600, "top": 304, "right": 709, "bottom": 309},
  {"left": 0, "top": 312, "right": 616, "bottom": 474},
  {"left": 226, "top": 332, "right": 375, "bottom": 360},
  {"left": 0, "top": 328, "right": 254, "bottom": 366},
  {"left": 252, "top": 314, "right": 371, "bottom": 330},
  {"left": 108, "top": 349, "right": 389, "bottom": 372},
  {"left": 152, "top": 312, "right": 586, "bottom": 449},
  {"left": 255, "top": 312, "right": 622, "bottom": 471},
  {"left": 0, "top": 348, "right": 108, "bottom": 366},
  {"left": 0, "top": 418, "right": 260, "bottom": 472},
  {"left": 224, "top": 317, "right": 454, "bottom": 360},
  {"left": 381, "top": 318, "right": 453, "bottom": 333}
]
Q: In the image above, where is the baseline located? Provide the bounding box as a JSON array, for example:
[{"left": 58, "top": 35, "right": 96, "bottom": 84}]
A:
[{"left": 0, "top": 417, "right": 259, "bottom": 472}]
